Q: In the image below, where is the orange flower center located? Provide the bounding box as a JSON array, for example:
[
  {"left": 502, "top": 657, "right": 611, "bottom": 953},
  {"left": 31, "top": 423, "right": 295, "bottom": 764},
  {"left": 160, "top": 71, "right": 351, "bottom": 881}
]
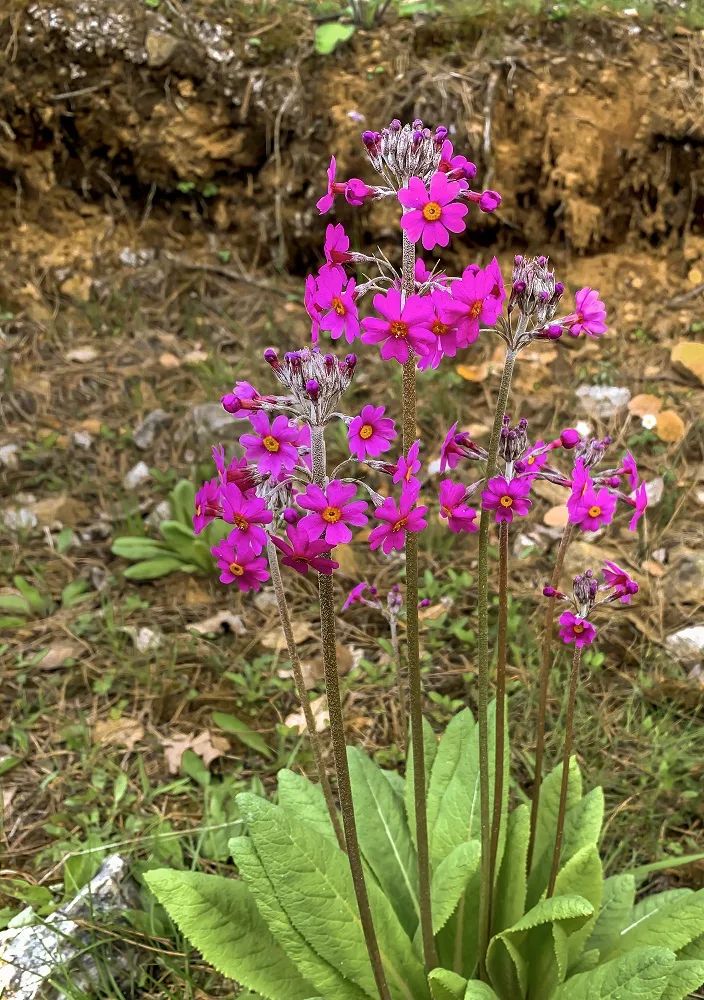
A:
[
  {"left": 431, "top": 320, "right": 449, "bottom": 337},
  {"left": 389, "top": 320, "right": 408, "bottom": 339},
  {"left": 422, "top": 201, "right": 442, "bottom": 221},
  {"left": 527, "top": 455, "right": 535, "bottom": 465},
  {"left": 359, "top": 424, "right": 374, "bottom": 440},
  {"left": 233, "top": 514, "right": 249, "bottom": 531},
  {"left": 469, "top": 300, "right": 482, "bottom": 319},
  {"left": 228, "top": 562, "right": 245, "bottom": 576},
  {"left": 263, "top": 435, "right": 280, "bottom": 453},
  {"left": 322, "top": 506, "right": 342, "bottom": 523},
  {"left": 573, "top": 623, "right": 584, "bottom": 634},
  {"left": 331, "top": 296, "right": 346, "bottom": 316},
  {"left": 588, "top": 505, "right": 602, "bottom": 518},
  {"left": 440, "top": 505, "right": 452, "bottom": 517},
  {"left": 392, "top": 516, "right": 409, "bottom": 531},
  {"left": 195, "top": 503, "right": 202, "bottom": 516},
  {"left": 499, "top": 495, "right": 513, "bottom": 508}
]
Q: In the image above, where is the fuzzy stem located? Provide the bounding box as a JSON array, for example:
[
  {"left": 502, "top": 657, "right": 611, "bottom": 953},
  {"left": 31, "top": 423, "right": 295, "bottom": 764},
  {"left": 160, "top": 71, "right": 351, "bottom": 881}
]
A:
[
  {"left": 476, "top": 348, "right": 517, "bottom": 978},
  {"left": 310, "top": 424, "right": 392, "bottom": 1000},
  {"left": 266, "top": 539, "right": 345, "bottom": 851},
  {"left": 488, "top": 520, "right": 509, "bottom": 909},
  {"left": 401, "top": 230, "right": 438, "bottom": 973},
  {"left": 389, "top": 616, "right": 407, "bottom": 752},
  {"left": 527, "top": 522, "right": 574, "bottom": 873},
  {"left": 546, "top": 644, "right": 582, "bottom": 896}
]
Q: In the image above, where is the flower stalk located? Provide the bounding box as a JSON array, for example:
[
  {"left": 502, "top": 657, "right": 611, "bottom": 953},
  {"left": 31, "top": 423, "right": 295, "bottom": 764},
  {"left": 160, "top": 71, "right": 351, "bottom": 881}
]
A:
[
  {"left": 476, "top": 348, "right": 517, "bottom": 976},
  {"left": 400, "top": 230, "right": 438, "bottom": 973},
  {"left": 527, "top": 522, "right": 574, "bottom": 872},
  {"left": 546, "top": 644, "right": 583, "bottom": 896},
  {"left": 266, "top": 538, "right": 345, "bottom": 851},
  {"left": 488, "top": 519, "right": 509, "bottom": 904},
  {"left": 310, "top": 423, "right": 392, "bottom": 1000}
]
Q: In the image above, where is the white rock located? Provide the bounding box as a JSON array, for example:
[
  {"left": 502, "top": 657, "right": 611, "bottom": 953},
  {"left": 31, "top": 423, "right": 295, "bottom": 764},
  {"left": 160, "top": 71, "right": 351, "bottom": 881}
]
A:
[
  {"left": 3, "top": 507, "right": 38, "bottom": 531},
  {"left": 146, "top": 500, "right": 172, "bottom": 528},
  {"left": 122, "top": 461, "right": 150, "bottom": 490},
  {"left": 575, "top": 385, "right": 631, "bottom": 419},
  {"left": 665, "top": 626, "right": 704, "bottom": 665},
  {"left": 133, "top": 409, "right": 171, "bottom": 450},
  {"left": 121, "top": 626, "right": 162, "bottom": 652},
  {"left": 644, "top": 476, "right": 664, "bottom": 506},
  {"left": 71, "top": 430, "right": 93, "bottom": 450},
  {"left": 0, "top": 443, "right": 19, "bottom": 468}
]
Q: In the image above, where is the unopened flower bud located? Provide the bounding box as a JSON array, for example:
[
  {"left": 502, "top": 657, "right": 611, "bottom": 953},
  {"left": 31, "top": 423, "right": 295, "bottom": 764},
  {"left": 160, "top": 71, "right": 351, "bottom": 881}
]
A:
[
  {"left": 479, "top": 189, "right": 501, "bottom": 213},
  {"left": 283, "top": 507, "right": 299, "bottom": 524},
  {"left": 263, "top": 347, "right": 279, "bottom": 367},
  {"left": 560, "top": 428, "right": 581, "bottom": 449},
  {"left": 543, "top": 586, "right": 558, "bottom": 598},
  {"left": 305, "top": 378, "right": 320, "bottom": 399},
  {"left": 221, "top": 393, "right": 241, "bottom": 413}
]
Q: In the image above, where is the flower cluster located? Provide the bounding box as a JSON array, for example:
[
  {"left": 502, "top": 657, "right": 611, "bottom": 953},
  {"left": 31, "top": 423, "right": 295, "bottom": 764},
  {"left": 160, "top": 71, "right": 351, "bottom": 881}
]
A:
[{"left": 544, "top": 561, "right": 639, "bottom": 647}]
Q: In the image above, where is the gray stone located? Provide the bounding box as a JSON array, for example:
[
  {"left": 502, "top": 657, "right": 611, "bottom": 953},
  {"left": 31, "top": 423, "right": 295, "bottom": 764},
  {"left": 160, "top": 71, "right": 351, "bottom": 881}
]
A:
[
  {"left": 133, "top": 409, "right": 171, "bottom": 450},
  {"left": 575, "top": 385, "right": 631, "bottom": 419},
  {"left": 71, "top": 430, "right": 93, "bottom": 450},
  {"left": 187, "top": 403, "right": 237, "bottom": 443},
  {"left": 145, "top": 29, "right": 180, "bottom": 67},
  {"left": 122, "top": 461, "right": 151, "bottom": 490},
  {"left": 0, "top": 444, "right": 19, "bottom": 468},
  {"left": 665, "top": 626, "right": 704, "bottom": 666}
]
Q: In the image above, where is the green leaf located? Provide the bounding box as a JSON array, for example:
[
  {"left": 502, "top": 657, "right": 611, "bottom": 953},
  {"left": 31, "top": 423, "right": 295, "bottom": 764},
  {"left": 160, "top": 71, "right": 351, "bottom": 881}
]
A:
[
  {"left": 180, "top": 749, "right": 210, "bottom": 786},
  {"left": 486, "top": 895, "right": 594, "bottom": 999},
  {"left": 405, "top": 716, "right": 437, "bottom": 849},
  {"left": 631, "top": 889, "right": 692, "bottom": 924},
  {"left": 159, "top": 520, "right": 200, "bottom": 559},
  {"left": 426, "top": 708, "right": 477, "bottom": 868},
  {"left": 464, "top": 985, "right": 499, "bottom": 999},
  {"left": 678, "top": 934, "right": 704, "bottom": 961},
  {"left": 552, "top": 946, "right": 676, "bottom": 1000},
  {"left": 61, "top": 579, "right": 90, "bottom": 607},
  {"left": 111, "top": 536, "right": 169, "bottom": 560},
  {"left": 493, "top": 804, "right": 529, "bottom": 937},
  {"left": 237, "top": 793, "right": 428, "bottom": 1000},
  {"left": 213, "top": 712, "right": 272, "bottom": 758},
  {"left": 170, "top": 479, "right": 197, "bottom": 526},
  {"left": 13, "top": 575, "right": 48, "bottom": 613},
  {"left": 586, "top": 874, "right": 636, "bottom": 957},
  {"left": 553, "top": 845, "right": 603, "bottom": 968},
  {"left": 231, "top": 836, "right": 367, "bottom": 1000},
  {"left": 314, "top": 22, "right": 355, "bottom": 55},
  {"left": 526, "top": 757, "right": 584, "bottom": 907},
  {"left": 0, "top": 594, "right": 31, "bottom": 615},
  {"left": 560, "top": 787, "right": 604, "bottom": 863},
  {"left": 277, "top": 769, "right": 338, "bottom": 845},
  {"left": 431, "top": 841, "right": 480, "bottom": 936},
  {"left": 124, "top": 556, "right": 189, "bottom": 580},
  {"left": 661, "top": 959, "right": 704, "bottom": 999},
  {"left": 348, "top": 746, "right": 419, "bottom": 937},
  {"left": 427, "top": 968, "right": 467, "bottom": 1000},
  {"left": 608, "top": 888, "right": 704, "bottom": 960},
  {"left": 625, "top": 852, "right": 704, "bottom": 881},
  {"left": 0, "top": 615, "right": 28, "bottom": 629},
  {"left": 145, "top": 869, "right": 314, "bottom": 998}
]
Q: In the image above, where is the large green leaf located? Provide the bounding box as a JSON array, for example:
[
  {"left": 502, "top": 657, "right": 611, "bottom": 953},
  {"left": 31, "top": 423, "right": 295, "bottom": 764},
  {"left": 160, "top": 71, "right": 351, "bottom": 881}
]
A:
[
  {"left": 170, "top": 478, "right": 197, "bottom": 526},
  {"left": 428, "top": 968, "right": 467, "bottom": 1000},
  {"left": 231, "top": 836, "right": 366, "bottom": 1000},
  {"left": 124, "top": 556, "right": 192, "bottom": 579},
  {"left": 431, "top": 841, "right": 481, "bottom": 935},
  {"left": 493, "top": 804, "right": 529, "bottom": 937},
  {"left": 348, "top": 746, "right": 419, "bottom": 937},
  {"left": 144, "top": 869, "right": 314, "bottom": 999},
  {"left": 111, "top": 536, "right": 169, "bottom": 560},
  {"left": 631, "top": 889, "right": 692, "bottom": 924},
  {"left": 553, "top": 845, "right": 603, "bottom": 968},
  {"left": 314, "top": 22, "right": 355, "bottom": 55},
  {"left": 678, "top": 933, "right": 704, "bottom": 961},
  {"left": 586, "top": 874, "right": 636, "bottom": 958},
  {"left": 607, "top": 888, "right": 704, "bottom": 961},
  {"left": 661, "top": 959, "right": 704, "bottom": 999},
  {"left": 277, "top": 769, "right": 339, "bottom": 845},
  {"left": 559, "top": 787, "right": 604, "bottom": 865},
  {"left": 238, "top": 793, "right": 428, "bottom": 1000},
  {"left": 405, "top": 716, "right": 437, "bottom": 849},
  {"left": 464, "top": 985, "right": 499, "bottom": 999},
  {"left": 552, "top": 946, "right": 676, "bottom": 999},
  {"left": 486, "top": 895, "right": 594, "bottom": 999}
]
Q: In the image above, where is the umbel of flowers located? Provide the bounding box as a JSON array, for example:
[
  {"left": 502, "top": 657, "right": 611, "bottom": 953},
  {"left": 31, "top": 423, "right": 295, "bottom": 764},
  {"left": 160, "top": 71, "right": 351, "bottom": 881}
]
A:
[{"left": 145, "top": 118, "right": 704, "bottom": 1000}]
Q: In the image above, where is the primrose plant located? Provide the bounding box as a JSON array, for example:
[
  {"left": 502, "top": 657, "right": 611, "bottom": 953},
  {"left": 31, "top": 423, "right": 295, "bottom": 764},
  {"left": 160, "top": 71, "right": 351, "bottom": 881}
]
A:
[{"left": 146, "top": 119, "right": 704, "bottom": 1000}]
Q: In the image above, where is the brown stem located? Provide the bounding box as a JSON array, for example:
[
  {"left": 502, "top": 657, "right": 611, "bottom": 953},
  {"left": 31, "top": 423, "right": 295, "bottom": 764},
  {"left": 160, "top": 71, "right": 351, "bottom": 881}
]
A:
[
  {"left": 266, "top": 539, "right": 345, "bottom": 851},
  {"left": 488, "top": 520, "right": 509, "bottom": 910},
  {"left": 400, "top": 229, "right": 438, "bottom": 973},
  {"left": 546, "top": 644, "right": 582, "bottom": 896},
  {"left": 389, "top": 616, "right": 407, "bottom": 752},
  {"left": 476, "top": 349, "right": 516, "bottom": 977},
  {"left": 526, "top": 523, "right": 574, "bottom": 873},
  {"left": 311, "top": 424, "right": 392, "bottom": 1000}
]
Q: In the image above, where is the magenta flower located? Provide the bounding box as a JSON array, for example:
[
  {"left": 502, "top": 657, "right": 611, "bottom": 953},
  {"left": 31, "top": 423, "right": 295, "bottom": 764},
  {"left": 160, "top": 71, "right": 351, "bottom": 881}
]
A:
[
  {"left": 481, "top": 476, "right": 532, "bottom": 524},
  {"left": 297, "top": 480, "right": 368, "bottom": 545},
  {"left": 314, "top": 269, "right": 360, "bottom": 343},
  {"left": 211, "top": 535, "right": 269, "bottom": 591},
  {"left": 239, "top": 412, "right": 302, "bottom": 478},
  {"left": 348, "top": 404, "right": 397, "bottom": 460},
  {"left": 212, "top": 446, "right": 257, "bottom": 493},
  {"left": 442, "top": 262, "right": 505, "bottom": 347},
  {"left": 566, "top": 288, "right": 607, "bottom": 337},
  {"left": 516, "top": 441, "right": 549, "bottom": 476},
  {"left": 620, "top": 451, "right": 640, "bottom": 492},
  {"left": 570, "top": 487, "right": 617, "bottom": 532},
  {"left": 194, "top": 478, "right": 222, "bottom": 534},
  {"left": 398, "top": 173, "right": 468, "bottom": 251},
  {"left": 602, "top": 560, "right": 639, "bottom": 603},
  {"left": 345, "top": 178, "right": 375, "bottom": 206},
  {"left": 361, "top": 287, "right": 434, "bottom": 364},
  {"left": 368, "top": 480, "right": 428, "bottom": 554},
  {"left": 417, "top": 289, "right": 461, "bottom": 370},
  {"left": 316, "top": 156, "right": 347, "bottom": 215},
  {"left": 438, "top": 139, "right": 477, "bottom": 181},
  {"left": 628, "top": 482, "right": 648, "bottom": 531},
  {"left": 393, "top": 440, "right": 422, "bottom": 485},
  {"left": 343, "top": 581, "right": 372, "bottom": 611},
  {"left": 305, "top": 274, "right": 322, "bottom": 343},
  {"left": 271, "top": 524, "right": 339, "bottom": 575},
  {"left": 566, "top": 458, "right": 591, "bottom": 522},
  {"left": 439, "top": 480, "right": 478, "bottom": 533},
  {"left": 323, "top": 223, "right": 353, "bottom": 270},
  {"left": 220, "top": 483, "right": 272, "bottom": 552},
  {"left": 558, "top": 610, "right": 597, "bottom": 648}
]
